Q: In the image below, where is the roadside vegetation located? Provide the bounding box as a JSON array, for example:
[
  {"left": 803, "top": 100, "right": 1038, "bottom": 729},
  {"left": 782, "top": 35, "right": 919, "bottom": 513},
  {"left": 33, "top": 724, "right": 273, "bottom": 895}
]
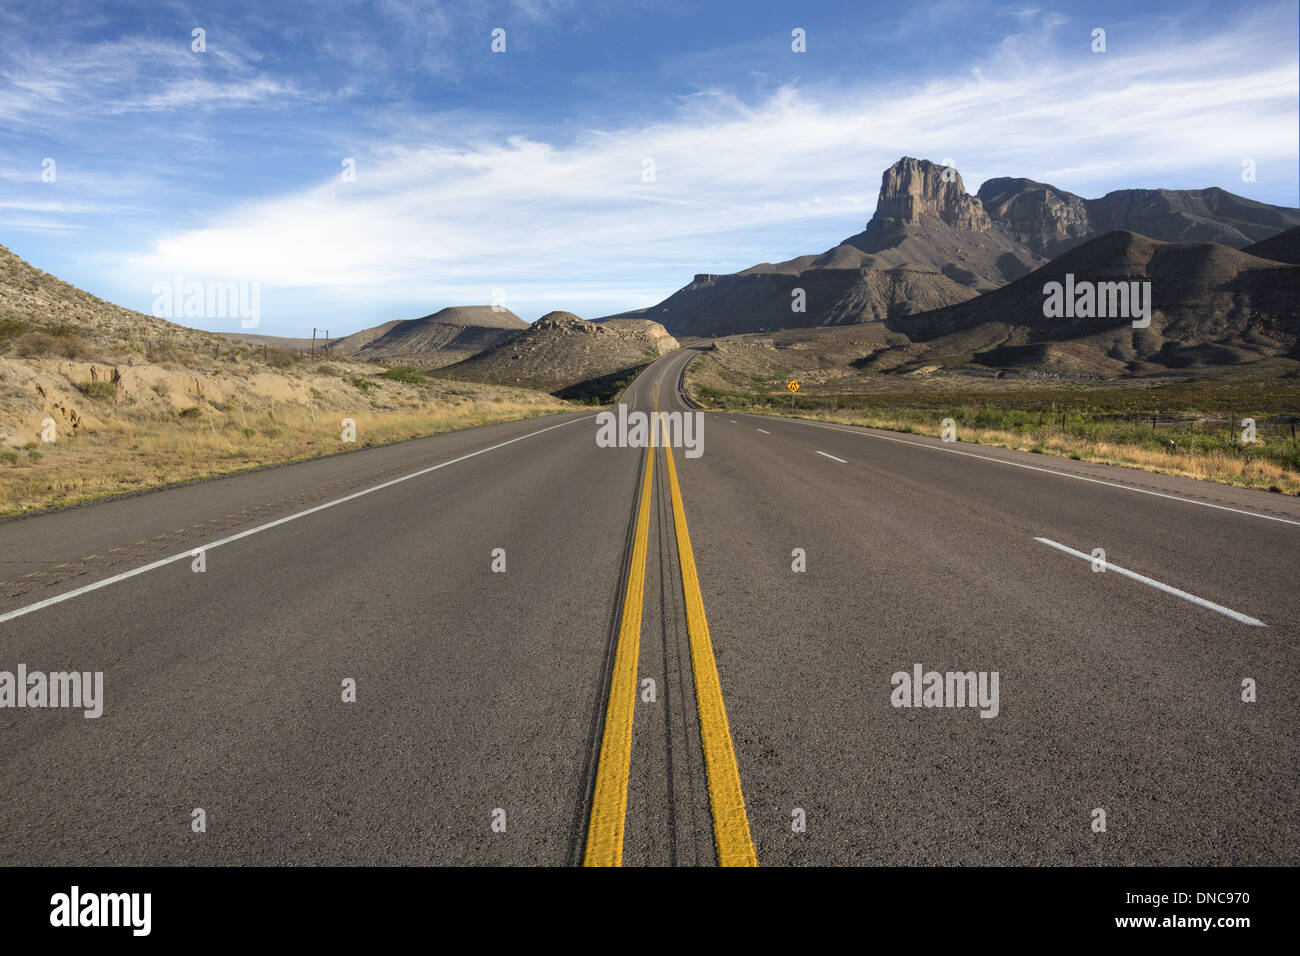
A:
[
  {"left": 379, "top": 366, "right": 428, "bottom": 384},
  {"left": 2, "top": 244, "right": 586, "bottom": 515},
  {"left": 0, "top": 351, "right": 573, "bottom": 515},
  {"left": 689, "top": 377, "right": 1300, "bottom": 495},
  {"left": 568, "top": 367, "right": 646, "bottom": 405}
]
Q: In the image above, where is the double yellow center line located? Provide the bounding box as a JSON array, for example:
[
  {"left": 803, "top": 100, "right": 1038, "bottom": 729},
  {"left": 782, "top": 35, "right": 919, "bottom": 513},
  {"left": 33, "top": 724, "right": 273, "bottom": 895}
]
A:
[
  {"left": 583, "top": 385, "right": 757, "bottom": 867},
  {"left": 583, "top": 437, "right": 654, "bottom": 866}
]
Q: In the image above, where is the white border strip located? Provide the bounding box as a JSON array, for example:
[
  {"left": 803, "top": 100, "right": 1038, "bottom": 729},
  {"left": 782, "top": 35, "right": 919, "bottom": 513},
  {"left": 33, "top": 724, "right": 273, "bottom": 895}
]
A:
[
  {"left": 1, "top": 415, "right": 591, "bottom": 624},
  {"left": 1034, "top": 537, "right": 1266, "bottom": 626},
  {"left": 770, "top": 417, "right": 1300, "bottom": 528}
]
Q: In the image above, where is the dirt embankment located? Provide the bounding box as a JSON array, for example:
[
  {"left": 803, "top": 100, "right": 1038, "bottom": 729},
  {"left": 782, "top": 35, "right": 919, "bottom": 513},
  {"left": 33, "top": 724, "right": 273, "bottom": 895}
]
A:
[{"left": 0, "top": 353, "right": 571, "bottom": 514}]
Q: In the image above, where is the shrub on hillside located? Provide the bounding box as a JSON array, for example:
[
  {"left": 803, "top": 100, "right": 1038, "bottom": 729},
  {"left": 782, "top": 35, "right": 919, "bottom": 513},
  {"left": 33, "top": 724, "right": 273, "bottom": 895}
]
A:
[
  {"left": 74, "top": 380, "right": 118, "bottom": 400},
  {"left": 0, "top": 318, "right": 30, "bottom": 342},
  {"left": 381, "top": 366, "right": 427, "bottom": 384},
  {"left": 12, "top": 331, "right": 95, "bottom": 359}
]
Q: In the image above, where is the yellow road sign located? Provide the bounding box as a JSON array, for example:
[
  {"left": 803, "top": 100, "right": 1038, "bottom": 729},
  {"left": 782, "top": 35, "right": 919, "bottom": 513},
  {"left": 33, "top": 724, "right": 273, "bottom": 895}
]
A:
[{"left": 787, "top": 380, "right": 799, "bottom": 392}]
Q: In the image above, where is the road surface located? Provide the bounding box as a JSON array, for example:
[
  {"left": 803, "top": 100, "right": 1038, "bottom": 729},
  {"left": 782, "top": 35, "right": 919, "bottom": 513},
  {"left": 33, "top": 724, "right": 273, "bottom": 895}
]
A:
[{"left": 2, "top": 348, "right": 1296, "bottom": 865}]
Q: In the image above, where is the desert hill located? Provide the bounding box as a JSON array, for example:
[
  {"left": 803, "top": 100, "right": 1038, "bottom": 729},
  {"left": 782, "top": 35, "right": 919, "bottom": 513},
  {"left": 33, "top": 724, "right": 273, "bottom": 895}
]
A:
[
  {"left": 0, "top": 243, "right": 223, "bottom": 354},
  {"left": 215, "top": 331, "right": 340, "bottom": 351},
  {"left": 215, "top": 307, "right": 525, "bottom": 365},
  {"left": 350, "top": 306, "right": 526, "bottom": 367},
  {"left": 891, "top": 231, "right": 1299, "bottom": 374},
  {"left": 1243, "top": 225, "right": 1300, "bottom": 265},
  {"left": 0, "top": 243, "right": 570, "bottom": 510},
  {"left": 328, "top": 321, "right": 403, "bottom": 355},
  {"left": 616, "top": 265, "right": 979, "bottom": 339},
  {"left": 436, "top": 311, "right": 679, "bottom": 398}
]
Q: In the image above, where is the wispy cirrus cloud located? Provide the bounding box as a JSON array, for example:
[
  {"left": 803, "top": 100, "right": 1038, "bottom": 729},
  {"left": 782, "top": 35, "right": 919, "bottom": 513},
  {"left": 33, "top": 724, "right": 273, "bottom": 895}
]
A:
[{"left": 0, "top": 34, "right": 295, "bottom": 124}]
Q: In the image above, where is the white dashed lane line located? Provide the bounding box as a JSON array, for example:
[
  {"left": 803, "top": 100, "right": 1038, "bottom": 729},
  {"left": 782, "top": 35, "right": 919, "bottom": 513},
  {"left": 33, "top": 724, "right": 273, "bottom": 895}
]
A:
[
  {"left": 777, "top": 417, "right": 1300, "bottom": 529},
  {"left": 0, "top": 416, "right": 592, "bottom": 625},
  {"left": 815, "top": 451, "right": 847, "bottom": 463},
  {"left": 1034, "top": 537, "right": 1266, "bottom": 626}
]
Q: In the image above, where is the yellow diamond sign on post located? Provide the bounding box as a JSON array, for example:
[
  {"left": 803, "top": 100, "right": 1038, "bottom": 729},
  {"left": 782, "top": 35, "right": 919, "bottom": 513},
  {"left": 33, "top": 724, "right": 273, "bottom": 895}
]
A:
[{"left": 787, "top": 380, "right": 799, "bottom": 392}]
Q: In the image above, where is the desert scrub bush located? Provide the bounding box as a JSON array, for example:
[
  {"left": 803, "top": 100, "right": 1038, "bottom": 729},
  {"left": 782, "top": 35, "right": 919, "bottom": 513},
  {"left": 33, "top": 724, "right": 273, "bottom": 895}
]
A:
[
  {"left": 143, "top": 337, "right": 201, "bottom": 366},
  {"left": 380, "top": 366, "right": 427, "bottom": 384},
  {"left": 177, "top": 406, "right": 201, "bottom": 419},
  {"left": 263, "top": 347, "right": 297, "bottom": 369},
  {"left": 349, "top": 377, "right": 381, "bottom": 393},
  {"left": 28, "top": 449, "right": 42, "bottom": 462},
  {"left": 0, "top": 449, "right": 18, "bottom": 465},
  {"left": 13, "top": 331, "right": 95, "bottom": 359},
  {"left": 74, "top": 380, "right": 118, "bottom": 400},
  {"left": 0, "top": 317, "right": 31, "bottom": 343}
]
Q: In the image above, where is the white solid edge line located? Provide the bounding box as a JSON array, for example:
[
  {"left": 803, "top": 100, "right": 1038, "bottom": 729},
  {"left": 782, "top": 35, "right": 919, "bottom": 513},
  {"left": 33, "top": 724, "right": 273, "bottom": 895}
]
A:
[
  {"left": 815, "top": 450, "right": 847, "bottom": 463},
  {"left": 1033, "top": 537, "right": 1266, "bottom": 626},
  {"left": 0, "top": 415, "right": 593, "bottom": 625},
  {"left": 768, "top": 417, "right": 1300, "bottom": 528}
]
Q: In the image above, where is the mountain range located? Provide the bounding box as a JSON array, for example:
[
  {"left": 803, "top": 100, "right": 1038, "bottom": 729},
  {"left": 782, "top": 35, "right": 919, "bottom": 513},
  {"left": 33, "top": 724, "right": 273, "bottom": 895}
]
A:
[
  {"left": 5, "top": 156, "right": 1300, "bottom": 390},
  {"left": 605, "top": 157, "right": 1300, "bottom": 341},
  {"left": 887, "top": 230, "right": 1299, "bottom": 377}
]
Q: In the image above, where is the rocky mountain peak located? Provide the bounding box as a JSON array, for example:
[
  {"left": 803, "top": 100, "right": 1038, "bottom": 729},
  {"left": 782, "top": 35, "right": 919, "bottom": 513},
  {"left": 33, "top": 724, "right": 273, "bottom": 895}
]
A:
[
  {"left": 872, "top": 157, "right": 992, "bottom": 232},
  {"left": 976, "top": 177, "right": 1091, "bottom": 258}
]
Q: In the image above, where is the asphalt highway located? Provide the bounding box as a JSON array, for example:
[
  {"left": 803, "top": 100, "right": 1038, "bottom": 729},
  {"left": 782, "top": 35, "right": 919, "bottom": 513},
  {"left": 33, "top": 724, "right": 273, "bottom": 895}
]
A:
[{"left": 2, "top": 348, "right": 1296, "bottom": 865}]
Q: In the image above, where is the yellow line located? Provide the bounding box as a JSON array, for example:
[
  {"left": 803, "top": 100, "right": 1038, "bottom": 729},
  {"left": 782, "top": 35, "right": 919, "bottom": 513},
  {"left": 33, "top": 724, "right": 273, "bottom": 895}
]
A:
[
  {"left": 583, "top": 441, "right": 655, "bottom": 866},
  {"left": 661, "top": 419, "right": 758, "bottom": 867}
]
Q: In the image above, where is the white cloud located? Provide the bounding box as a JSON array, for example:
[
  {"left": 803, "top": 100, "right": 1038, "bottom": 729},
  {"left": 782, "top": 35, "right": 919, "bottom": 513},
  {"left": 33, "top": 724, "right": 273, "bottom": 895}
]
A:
[
  {"left": 0, "top": 217, "right": 88, "bottom": 235},
  {"left": 0, "top": 33, "right": 296, "bottom": 123},
  {"left": 0, "top": 199, "right": 105, "bottom": 214},
  {"left": 124, "top": 12, "right": 1297, "bottom": 321}
]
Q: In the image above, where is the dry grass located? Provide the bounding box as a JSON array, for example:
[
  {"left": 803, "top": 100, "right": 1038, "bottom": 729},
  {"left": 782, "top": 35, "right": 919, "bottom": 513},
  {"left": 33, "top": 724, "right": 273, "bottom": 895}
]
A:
[
  {"left": 736, "top": 407, "right": 1300, "bottom": 495},
  {"left": 1, "top": 241, "right": 581, "bottom": 514},
  {"left": 0, "top": 390, "right": 570, "bottom": 515},
  {"left": 688, "top": 359, "right": 1300, "bottom": 495},
  {"left": 12, "top": 331, "right": 98, "bottom": 360}
]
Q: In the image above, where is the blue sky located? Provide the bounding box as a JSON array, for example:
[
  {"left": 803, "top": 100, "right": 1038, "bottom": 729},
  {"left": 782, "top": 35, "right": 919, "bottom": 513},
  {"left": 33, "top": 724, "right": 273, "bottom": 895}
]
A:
[{"left": 1, "top": 0, "right": 1296, "bottom": 336}]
